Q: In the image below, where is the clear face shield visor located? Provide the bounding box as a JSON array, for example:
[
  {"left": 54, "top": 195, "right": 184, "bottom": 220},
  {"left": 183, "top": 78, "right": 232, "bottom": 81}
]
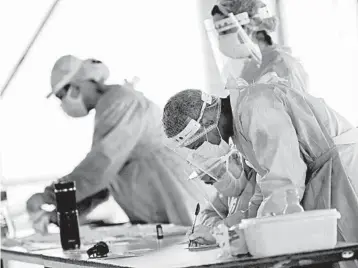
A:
[
  {"left": 164, "top": 93, "right": 248, "bottom": 219},
  {"left": 203, "top": 6, "right": 272, "bottom": 86}
]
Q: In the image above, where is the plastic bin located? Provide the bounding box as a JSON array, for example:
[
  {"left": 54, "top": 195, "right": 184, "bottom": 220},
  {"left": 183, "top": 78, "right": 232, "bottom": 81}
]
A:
[{"left": 239, "top": 209, "right": 341, "bottom": 257}]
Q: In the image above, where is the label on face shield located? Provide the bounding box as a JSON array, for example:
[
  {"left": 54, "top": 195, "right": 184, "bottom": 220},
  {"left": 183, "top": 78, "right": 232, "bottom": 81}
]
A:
[
  {"left": 235, "top": 12, "right": 250, "bottom": 25},
  {"left": 229, "top": 197, "right": 239, "bottom": 215},
  {"left": 255, "top": 6, "right": 272, "bottom": 20},
  {"left": 201, "top": 92, "right": 213, "bottom": 104}
]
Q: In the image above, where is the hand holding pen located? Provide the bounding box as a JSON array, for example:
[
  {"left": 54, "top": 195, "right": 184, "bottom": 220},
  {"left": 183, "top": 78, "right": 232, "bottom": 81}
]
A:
[{"left": 188, "top": 203, "right": 200, "bottom": 247}]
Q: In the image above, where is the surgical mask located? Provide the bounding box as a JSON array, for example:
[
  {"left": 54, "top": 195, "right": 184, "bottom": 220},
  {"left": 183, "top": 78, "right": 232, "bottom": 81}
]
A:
[
  {"left": 195, "top": 139, "right": 231, "bottom": 158},
  {"left": 218, "top": 33, "right": 253, "bottom": 59},
  {"left": 61, "top": 87, "right": 89, "bottom": 118},
  {"left": 189, "top": 127, "right": 230, "bottom": 173},
  {"left": 215, "top": 13, "right": 261, "bottom": 62},
  {"left": 189, "top": 140, "right": 246, "bottom": 197}
]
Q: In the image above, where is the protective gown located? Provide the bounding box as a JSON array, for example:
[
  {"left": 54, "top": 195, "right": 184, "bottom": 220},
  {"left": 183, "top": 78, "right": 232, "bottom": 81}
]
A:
[
  {"left": 228, "top": 77, "right": 358, "bottom": 267},
  {"left": 241, "top": 45, "right": 309, "bottom": 93},
  {"left": 199, "top": 46, "right": 310, "bottom": 226},
  {"left": 42, "top": 86, "right": 204, "bottom": 226}
]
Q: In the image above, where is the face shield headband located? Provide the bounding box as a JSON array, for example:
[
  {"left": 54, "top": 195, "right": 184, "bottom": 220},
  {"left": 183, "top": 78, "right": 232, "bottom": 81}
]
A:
[{"left": 170, "top": 92, "right": 222, "bottom": 148}]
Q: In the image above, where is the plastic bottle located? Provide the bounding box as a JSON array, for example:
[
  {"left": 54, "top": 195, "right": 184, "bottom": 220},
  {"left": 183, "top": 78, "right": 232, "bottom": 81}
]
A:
[
  {"left": 283, "top": 189, "right": 304, "bottom": 215},
  {"left": 0, "top": 187, "right": 15, "bottom": 239}
]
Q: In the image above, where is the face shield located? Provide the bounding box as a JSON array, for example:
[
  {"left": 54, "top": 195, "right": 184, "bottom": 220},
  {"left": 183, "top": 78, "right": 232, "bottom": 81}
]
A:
[
  {"left": 250, "top": 6, "right": 273, "bottom": 31},
  {"left": 203, "top": 6, "right": 272, "bottom": 88},
  {"left": 164, "top": 92, "right": 250, "bottom": 206},
  {"left": 215, "top": 13, "right": 260, "bottom": 61}
]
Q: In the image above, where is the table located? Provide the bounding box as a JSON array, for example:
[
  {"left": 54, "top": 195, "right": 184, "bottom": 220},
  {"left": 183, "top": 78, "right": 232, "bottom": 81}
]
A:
[{"left": 1, "top": 225, "right": 358, "bottom": 268}]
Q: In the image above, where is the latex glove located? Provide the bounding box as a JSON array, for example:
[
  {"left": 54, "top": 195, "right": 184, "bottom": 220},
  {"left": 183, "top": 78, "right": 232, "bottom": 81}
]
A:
[
  {"left": 26, "top": 193, "right": 46, "bottom": 213},
  {"left": 27, "top": 193, "right": 53, "bottom": 234},
  {"left": 187, "top": 225, "right": 217, "bottom": 245},
  {"left": 29, "top": 210, "right": 51, "bottom": 235},
  {"left": 222, "top": 210, "right": 246, "bottom": 227},
  {"left": 257, "top": 191, "right": 286, "bottom": 217}
]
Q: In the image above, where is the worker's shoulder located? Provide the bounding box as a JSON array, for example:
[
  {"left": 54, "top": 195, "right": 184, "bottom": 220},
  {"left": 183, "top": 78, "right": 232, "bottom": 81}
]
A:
[
  {"left": 106, "top": 85, "right": 141, "bottom": 101},
  {"left": 103, "top": 86, "right": 149, "bottom": 107},
  {"left": 240, "top": 84, "right": 285, "bottom": 112},
  {"left": 273, "top": 46, "right": 304, "bottom": 68},
  {"left": 95, "top": 86, "right": 138, "bottom": 116}
]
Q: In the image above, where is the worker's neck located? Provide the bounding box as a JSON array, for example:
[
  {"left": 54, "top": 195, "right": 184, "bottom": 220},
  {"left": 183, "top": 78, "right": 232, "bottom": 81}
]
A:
[
  {"left": 220, "top": 97, "right": 234, "bottom": 141},
  {"left": 258, "top": 41, "right": 274, "bottom": 52},
  {"left": 89, "top": 89, "right": 105, "bottom": 110}
]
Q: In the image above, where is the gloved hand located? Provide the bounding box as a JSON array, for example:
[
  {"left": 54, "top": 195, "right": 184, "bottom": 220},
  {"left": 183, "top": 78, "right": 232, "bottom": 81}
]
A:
[
  {"left": 257, "top": 191, "right": 286, "bottom": 218},
  {"left": 186, "top": 225, "right": 217, "bottom": 245},
  {"left": 27, "top": 193, "right": 51, "bottom": 234},
  {"left": 222, "top": 210, "right": 246, "bottom": 227},
  {"left": 29, "top": 210, "right": 51, "bottom": 235},
  {"left": 27, "top": 193, "right": 47, "bottom": 213}
]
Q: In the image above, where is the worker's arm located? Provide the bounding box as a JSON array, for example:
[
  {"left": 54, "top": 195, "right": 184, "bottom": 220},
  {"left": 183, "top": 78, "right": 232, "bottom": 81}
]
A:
[
  {"left": 240, "top": 91, "right": 307, "bottom": 216},
  {"left": 47, "top": 188, "right": 110, "bottom": 224},
  {"left": 75, "top": 188, "right": 110, "bottom": 219},
  {"left": 248, "top": 182, "right": 263, "bottom": 218},
  {"left": 42, "top": 96, "right": 146, "bottom": 205},
  {"left": 199, "top": 192, "right": 229, "bottom": 227}
]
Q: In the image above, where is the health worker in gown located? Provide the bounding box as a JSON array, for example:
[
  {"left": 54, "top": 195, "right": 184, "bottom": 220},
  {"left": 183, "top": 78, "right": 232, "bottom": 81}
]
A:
[
  {"left": 162, "top": 75, "right": 358, "bottom": 268},
  {"left": 26, "top": 55, "right": 204, "bottom": 233},
  {"left": 210, "top": 0, "right": 309, "bottom": 93}
]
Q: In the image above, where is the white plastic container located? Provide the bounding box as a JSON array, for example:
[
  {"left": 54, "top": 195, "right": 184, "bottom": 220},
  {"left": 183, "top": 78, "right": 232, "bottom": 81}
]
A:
[{"left": 239, "top": 209, "right": 341, "bottom": 257}]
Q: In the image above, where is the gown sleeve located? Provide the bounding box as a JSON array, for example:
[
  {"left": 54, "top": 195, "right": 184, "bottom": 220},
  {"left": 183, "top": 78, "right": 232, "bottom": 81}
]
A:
[
  {"left": 240, "top": 91, "right": 307, "bottom": 216},
  {"left": 43, "top": 96, "right": 146, "bottom": 205}
]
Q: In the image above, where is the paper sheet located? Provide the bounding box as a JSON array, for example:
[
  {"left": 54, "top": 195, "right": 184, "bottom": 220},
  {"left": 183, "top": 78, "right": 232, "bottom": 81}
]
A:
[{"left": 8, "top": 224, "right": 188, "bottom": 252}]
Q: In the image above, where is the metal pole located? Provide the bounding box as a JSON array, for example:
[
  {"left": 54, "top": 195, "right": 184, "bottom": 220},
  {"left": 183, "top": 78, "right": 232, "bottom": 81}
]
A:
[
  {"left": 275, "top": 0, "right": 287, "bottom": 46},
  {"left": 0, "top": 0, "right": 62, "bottom": 98}
]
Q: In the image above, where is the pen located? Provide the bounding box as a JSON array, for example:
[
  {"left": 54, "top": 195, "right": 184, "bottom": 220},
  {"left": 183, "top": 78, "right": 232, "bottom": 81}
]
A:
[{"left": 188, "top": 203, "right": 200, "bottom": 247}]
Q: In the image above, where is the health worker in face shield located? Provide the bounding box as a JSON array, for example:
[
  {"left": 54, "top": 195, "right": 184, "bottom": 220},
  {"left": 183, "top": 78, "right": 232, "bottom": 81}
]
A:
[
  {"left": 210, "top": 0, "right": 309, "bottom": 94},
  {"left": 162, "top": 76, "right": 358, "bottom": 254},
  {"left": 163, "top": 92, "right": 257, "bottom": 245},
  {"left": 26, "top": 55, "right": 205, "bottom": 234}
]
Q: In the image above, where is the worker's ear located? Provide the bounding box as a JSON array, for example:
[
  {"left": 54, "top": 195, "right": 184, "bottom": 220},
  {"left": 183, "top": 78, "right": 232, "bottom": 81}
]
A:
[
  {"left": 68, "top": 85, "right": 81, "bottom": 98},
  {"left": 201, "top": 108, "right": 218, "bottom": 127},
  {"left": 94, "top": 79, "right": 107, "bottom": 93}
]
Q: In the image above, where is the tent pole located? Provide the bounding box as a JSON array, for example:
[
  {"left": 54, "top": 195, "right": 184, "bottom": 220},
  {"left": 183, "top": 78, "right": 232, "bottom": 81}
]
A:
[{"left": 0, "top": 0, "right": 62, "bottom": 98}]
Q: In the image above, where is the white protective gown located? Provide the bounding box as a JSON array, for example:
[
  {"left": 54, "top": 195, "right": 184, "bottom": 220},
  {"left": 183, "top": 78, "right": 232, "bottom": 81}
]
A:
[
  {"left": 241, "top": 45, "right": 309, "bottom": 93},
  {"left": 230, "top": 75, "right": 358, "bottom": 268},
  {"left": 199, "top": 45, "right": 310, "bottom": 227},
  {"left": 42, "top": 85, "right": 205, "bottom": 226}
]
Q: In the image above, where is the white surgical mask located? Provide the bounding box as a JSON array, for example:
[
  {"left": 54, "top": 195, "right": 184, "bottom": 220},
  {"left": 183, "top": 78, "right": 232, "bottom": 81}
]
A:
[
  {"left": 195, "top": 139, "right": 231, "bottom": 158},
  {"left": 218, "top": 32, "right": 253, "bottom": 59},
  {"left": 215, "top": 14, "right": 261, "bottom": 62},
  {"left": 189, "top": 139, "right": 247, "bottom": 197},
  {"left": 61, "top": 87, "right": 89, "bottom": 118}
]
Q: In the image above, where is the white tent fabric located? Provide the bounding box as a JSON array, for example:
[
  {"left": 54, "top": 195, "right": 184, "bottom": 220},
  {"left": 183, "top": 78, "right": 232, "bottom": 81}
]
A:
[
  {"left": 0, "top": 0, "right": 207, "bottom": 180},
  {"left": 279, "top": 0, "right": 358, "bottom": 125},
  {"left": 1, "top": 0, "right": 357, "bottom": 182}
]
